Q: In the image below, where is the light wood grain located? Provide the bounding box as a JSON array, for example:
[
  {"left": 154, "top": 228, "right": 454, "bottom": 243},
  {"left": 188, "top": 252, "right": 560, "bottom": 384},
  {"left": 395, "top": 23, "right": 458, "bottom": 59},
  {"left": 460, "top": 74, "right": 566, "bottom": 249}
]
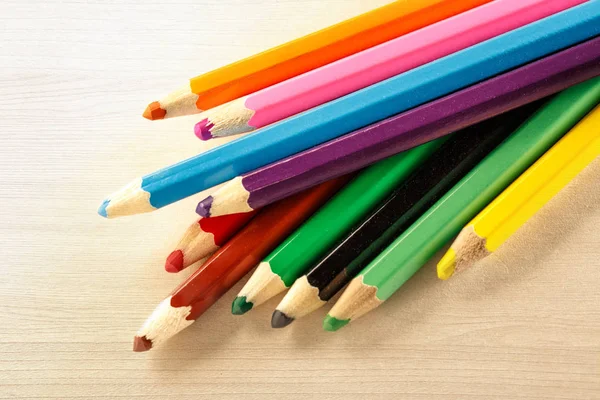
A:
[{"left": 0, "top": 1, "right": 599, "bottom": 399}]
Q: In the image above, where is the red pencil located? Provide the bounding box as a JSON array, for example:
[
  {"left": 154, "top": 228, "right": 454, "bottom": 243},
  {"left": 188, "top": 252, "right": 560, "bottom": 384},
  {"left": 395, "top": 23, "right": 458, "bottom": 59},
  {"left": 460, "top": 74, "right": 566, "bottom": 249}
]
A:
[
  {"left": 133, "top": 176, "right": 351, "bottom": 352},
  {"left": 165, "top": 211, "right": 258, "bottom": 273}
]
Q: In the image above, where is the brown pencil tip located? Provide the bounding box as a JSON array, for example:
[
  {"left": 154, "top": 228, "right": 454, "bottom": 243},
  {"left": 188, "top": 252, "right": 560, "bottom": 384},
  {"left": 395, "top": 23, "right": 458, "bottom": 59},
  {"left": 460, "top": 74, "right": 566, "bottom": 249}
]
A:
[
  {"left": 143, "top": 101, "right": 166, "bottom": 120},
  {"left": 133, "top": 335, "right": 153, "bottom": 352},
  {"left": 165, "top": 250, "right": 184, "bottom": 273}
]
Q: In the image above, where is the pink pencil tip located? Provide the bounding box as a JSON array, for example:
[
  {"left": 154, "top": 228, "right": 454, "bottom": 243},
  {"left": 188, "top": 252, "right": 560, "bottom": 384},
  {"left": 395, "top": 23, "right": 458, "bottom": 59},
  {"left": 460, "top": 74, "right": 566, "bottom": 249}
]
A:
[
  {"left": 133, "top": 336, "right": 153, "bottom": 352},
  {"left": 194, "top": 118, "right": 214, "bottom": 140},
  {"left": 165, "top": 250, "right": 184, "bottom": 273}
]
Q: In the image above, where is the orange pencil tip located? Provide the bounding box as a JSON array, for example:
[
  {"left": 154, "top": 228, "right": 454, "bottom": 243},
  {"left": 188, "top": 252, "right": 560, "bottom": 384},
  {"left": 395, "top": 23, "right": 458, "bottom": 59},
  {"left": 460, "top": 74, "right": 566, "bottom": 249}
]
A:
[
  {"left": 143, "top": 101, "right": 166, "bottom": 120},
  {"left": 133, "top": 336, "right": 153, "bottom": 352},
  {"left": 165, "top": 250, "right": 184, "bottom": 273}
]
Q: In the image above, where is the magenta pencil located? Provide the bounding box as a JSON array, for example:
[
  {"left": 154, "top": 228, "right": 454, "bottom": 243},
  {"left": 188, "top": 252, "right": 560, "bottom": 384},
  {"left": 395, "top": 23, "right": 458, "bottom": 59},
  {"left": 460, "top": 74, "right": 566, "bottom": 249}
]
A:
[
  {"left": 196, "top": 37, "right": 600, "bottom": 217},
  {"left": 193, "top": 0, "right": 585, "bottom": 140}
]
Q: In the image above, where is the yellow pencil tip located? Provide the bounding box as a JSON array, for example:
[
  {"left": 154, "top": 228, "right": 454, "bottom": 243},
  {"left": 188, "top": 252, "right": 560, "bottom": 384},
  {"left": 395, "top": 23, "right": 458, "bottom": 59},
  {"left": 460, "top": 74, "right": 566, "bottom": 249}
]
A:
[{"left": 437, "top": 249, "right": 456, "bottom": 280}]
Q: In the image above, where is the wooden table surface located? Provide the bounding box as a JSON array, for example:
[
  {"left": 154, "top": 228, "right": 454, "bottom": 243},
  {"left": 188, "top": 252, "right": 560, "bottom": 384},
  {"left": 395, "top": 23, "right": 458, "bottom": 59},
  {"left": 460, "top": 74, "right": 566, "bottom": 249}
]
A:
[{"left": 1, "top": 1, "right": 599, "bottom": 398}]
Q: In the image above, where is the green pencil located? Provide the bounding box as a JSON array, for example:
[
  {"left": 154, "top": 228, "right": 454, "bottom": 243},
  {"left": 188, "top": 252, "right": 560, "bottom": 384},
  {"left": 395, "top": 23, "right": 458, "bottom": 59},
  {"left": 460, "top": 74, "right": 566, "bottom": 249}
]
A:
[
  {"left": 324, "top": 79, "right": 600, "bottom": 332},
  {"left": 231, "top": 138, "right": 448, "bottom": 315}
]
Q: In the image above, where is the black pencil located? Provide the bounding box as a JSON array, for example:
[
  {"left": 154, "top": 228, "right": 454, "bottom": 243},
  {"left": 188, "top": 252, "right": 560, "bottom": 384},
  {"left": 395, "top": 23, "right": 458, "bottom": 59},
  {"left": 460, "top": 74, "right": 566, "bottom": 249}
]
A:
[{"left": 271, "top": 102, "right": 544, "bottom": 328}]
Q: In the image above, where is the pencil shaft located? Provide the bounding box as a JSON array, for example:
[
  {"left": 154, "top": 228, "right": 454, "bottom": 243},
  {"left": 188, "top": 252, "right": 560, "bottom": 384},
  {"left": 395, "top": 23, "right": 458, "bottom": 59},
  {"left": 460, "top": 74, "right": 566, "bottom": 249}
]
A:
[
  {"left": 308, "top": 103, "right": 541, "bottom": 301},
  {"left": 476, "top": 107, "right": 600, "bottom": 252},
  {"left": 197, "top": 0, "right": 584, "bottom": 139},
  {"left": 264, "top": 139, "right": 446, "bottom": 286},
  {"left": 199, "top": 35, "right": 600, "bottom": 218},
  {"left": 364, "top": 90, "right": 600, "bottom": 301},
  {"left": 325, "top": 79, "right": 600, "bottom": 328},
  {"left": 232, "top": 139, "right": 447, "bottom": 311},
  {"left": 188, "top": 0, "right": 490, "bottom": 111},
  {"left": 102, "top": 3, "right": 600, "bottom": 218},
  {"left": 438, "top": 77, "right": 600, "bottom": 278}
]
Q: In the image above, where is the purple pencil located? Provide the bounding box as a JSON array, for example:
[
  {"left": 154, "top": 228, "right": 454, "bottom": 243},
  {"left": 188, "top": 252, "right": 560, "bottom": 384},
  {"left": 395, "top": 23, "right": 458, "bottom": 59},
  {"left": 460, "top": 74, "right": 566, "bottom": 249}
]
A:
[{"left": 197, "top": 36, "right": 600, "bottom": 218}]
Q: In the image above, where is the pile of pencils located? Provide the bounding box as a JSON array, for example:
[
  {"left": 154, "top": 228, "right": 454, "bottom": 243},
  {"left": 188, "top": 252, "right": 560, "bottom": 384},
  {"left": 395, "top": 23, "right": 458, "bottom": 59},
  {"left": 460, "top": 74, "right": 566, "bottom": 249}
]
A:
[{"left": 98, "top": 0, "right": 600, "bottom": 352}]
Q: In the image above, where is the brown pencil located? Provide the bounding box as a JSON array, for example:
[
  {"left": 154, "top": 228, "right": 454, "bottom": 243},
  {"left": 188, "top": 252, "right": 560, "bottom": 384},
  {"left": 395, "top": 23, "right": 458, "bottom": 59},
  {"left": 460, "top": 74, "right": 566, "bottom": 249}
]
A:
[{"left": 133, "top": 176, "right": 350, "bottom": 352}]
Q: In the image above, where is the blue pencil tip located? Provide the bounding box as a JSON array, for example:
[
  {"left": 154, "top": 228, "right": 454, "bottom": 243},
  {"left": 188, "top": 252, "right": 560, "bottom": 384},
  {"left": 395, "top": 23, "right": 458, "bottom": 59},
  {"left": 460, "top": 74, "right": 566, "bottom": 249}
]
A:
[
  {"left": 97, "top": 199, "right": 110, "bottom": 218},
  {"left": 196, "top": 196, "right": 213, "bottom": 217}
]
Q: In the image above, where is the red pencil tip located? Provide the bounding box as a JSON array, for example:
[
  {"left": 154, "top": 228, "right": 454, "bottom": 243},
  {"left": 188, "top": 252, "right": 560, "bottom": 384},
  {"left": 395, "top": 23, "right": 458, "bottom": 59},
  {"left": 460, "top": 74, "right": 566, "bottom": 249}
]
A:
[
  {"left": 143, "top": 101, "right": 166, "bottom": 120},
  {"left": 133, "top": 336, "right": 153, "bottom": 352},
  {"left": 165, "top": 250, "right": 184, "bottom": 273}
]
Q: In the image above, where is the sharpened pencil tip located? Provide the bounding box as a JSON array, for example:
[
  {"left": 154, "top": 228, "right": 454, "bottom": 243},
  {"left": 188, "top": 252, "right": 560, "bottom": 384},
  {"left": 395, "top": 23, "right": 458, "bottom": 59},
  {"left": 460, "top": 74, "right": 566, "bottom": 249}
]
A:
[
  {"left": 231, "top": 296, "right": 253, "bottom": 315},
  {"left": 133, "top": 335, "right": 153, "bottom": 352},
  {"left": 143, "top": 101, "right": 166, "bottom": 120},
  {"left": 97, "top": 199, "right": 110, "bottom": 218},
  {"left": 196, "top": 196, "right": 213, "bottom": 217},
  {"left": 165, "top": 250, "right": 184, "bottom": 273},
  {"left": 194, "top": 118, "right": 214, "bottom": 140},
  {"left": 437, "top": 249, "right": 457, "bottom": 280},
  {"left": 271, "top": 310, "right": 294, "bottom": 328},
  {"left": 323, "top": 315, "right": 349, "bottom": 332}
]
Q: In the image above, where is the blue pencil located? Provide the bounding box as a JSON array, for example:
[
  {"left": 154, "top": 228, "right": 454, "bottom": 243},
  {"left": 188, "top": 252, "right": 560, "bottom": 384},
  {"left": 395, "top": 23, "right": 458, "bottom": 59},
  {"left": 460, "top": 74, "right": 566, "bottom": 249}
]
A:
[{"left": 99, "top": 2, "right": 600, "bottom": 218}]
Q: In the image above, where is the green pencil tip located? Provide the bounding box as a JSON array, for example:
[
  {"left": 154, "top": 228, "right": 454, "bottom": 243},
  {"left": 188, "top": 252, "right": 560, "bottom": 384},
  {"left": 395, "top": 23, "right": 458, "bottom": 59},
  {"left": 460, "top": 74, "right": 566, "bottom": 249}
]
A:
[
  {"left": 231, "top": 296, "right": 253, "bottom": 315},
  {"left": 323, "top": 315, "right": 349, "bottom": 332}
]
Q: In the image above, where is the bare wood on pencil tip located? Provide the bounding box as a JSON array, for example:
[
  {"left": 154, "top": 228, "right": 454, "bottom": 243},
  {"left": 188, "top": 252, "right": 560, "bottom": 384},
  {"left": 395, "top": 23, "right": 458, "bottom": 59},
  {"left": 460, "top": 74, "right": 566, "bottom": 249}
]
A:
[
  {"left": 200, "top": 177, "right": 252, "bottom": 217},
  {"left": 143, "top": 86, "right": 201, "bottom": 120},
  {"left": 133, "top": 297, "right": 194, "bottom": 352},
  {"left": 98, "top": 177, "right": 156, "bottom": 219},
  {"left": 451, "top": 225, "right": 490, "bottom": 275},
  {"left": 235, "top": 261, "right": 287, "bottom": 310},
  {"left": 275, "top": 275, "right": 326, "bottom": 323},
  {"left": 328, "top": 275, "right": 383, "bottom": 322},
  {"left": 194, "top": 97, "right": 256, "bottom": 140}
]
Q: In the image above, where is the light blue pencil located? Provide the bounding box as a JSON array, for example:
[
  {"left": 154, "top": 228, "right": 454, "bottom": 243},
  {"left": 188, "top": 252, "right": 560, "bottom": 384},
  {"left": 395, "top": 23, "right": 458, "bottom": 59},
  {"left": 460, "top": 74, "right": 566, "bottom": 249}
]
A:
[{"left": 99, "top": 2, "right": 600, "bottom": 218}]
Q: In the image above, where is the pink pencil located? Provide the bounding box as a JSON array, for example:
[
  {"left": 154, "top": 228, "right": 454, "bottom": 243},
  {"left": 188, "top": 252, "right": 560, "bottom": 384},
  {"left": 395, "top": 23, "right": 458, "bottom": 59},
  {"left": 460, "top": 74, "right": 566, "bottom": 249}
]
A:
[{"left": 194, "top": 0, "right": 586, "bottom": 140}]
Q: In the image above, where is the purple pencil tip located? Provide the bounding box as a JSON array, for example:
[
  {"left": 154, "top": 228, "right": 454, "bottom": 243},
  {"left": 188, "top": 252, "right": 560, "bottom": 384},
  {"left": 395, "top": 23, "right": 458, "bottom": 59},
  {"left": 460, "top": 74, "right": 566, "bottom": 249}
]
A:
[
  {"left": 196, "top": 196, "right": 213, "bottom": 217},
  {"left": 194, "top": 118, "right": 214, "bottom": 140}
]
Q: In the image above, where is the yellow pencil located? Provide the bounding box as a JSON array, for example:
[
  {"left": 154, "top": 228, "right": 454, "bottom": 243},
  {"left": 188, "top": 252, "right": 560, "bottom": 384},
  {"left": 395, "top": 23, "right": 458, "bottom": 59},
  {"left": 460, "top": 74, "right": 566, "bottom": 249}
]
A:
[{"left": 438, "top": 105, "right": 600, "bottom": 280}]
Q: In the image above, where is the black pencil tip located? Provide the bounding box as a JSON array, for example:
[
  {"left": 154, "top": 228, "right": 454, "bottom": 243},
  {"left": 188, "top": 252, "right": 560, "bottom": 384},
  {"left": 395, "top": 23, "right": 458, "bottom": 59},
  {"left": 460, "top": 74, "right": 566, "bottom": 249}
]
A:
[{"left": 271, "top": 310, "right": 294, "bottom": 328}]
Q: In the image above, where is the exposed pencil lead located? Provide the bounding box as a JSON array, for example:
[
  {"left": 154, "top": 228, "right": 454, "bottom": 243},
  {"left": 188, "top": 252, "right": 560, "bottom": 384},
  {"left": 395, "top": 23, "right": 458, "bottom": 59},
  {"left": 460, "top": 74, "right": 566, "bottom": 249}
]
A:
[
  {"left": 271, "top": 310, "right": 294, "bottom": 328},
  {"left": 143, "top": 101, "right": 166, "bottom": 120},
  {"left": 231, "top": 296, "right": 253, "bottom": 315},
  {"left": 165, "top": 250, "right": 184, "bottom": 273},
  {"left": 133, "top": 336, "right": 153, "bottom": 352},
  {"left": 323, "top": 315, "right": 349, "bottom": 332}
]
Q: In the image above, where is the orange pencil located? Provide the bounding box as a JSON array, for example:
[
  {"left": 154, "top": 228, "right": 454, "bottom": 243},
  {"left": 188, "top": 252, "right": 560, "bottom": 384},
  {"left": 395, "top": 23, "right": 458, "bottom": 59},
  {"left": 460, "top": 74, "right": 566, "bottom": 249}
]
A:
[
  {"left": 143, "top": 0, "right": 491, "bottom": 120},
  {"left": 133, "top": 176, "right": 351, "bottom": 352}
]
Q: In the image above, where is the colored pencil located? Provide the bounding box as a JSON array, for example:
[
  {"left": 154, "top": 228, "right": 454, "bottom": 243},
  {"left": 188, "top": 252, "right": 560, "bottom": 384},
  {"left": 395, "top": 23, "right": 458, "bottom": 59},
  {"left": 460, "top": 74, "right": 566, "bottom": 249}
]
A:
[
  {"left": 165, "top": 211, "right": 258, "bottom": 273},
  {"left": 133, "top": 177, "right": 349, "bottom": 352},
  {"left": 142, "top": 0, "right": 490, "bottom": 120},
  {"left": 230, "top": 138, "right": 448, "bottom": 315},
  {"left": 194, "top": 0, "right": 583, "bottom": 140},
  {"left": 322, "top": 82, "right": 600, "bottom": 332},
  {"left": 197, "top": 37, "right": 600, "bottom": 218},
  {"left": 439, "top": 106, "right": 600, "bottom": 280},
  {"left": 272, "top": 103, "right": 542, "bottom": 328},
  {"left": 100, "top": 4, "right": 600, "bottom": 219}
]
